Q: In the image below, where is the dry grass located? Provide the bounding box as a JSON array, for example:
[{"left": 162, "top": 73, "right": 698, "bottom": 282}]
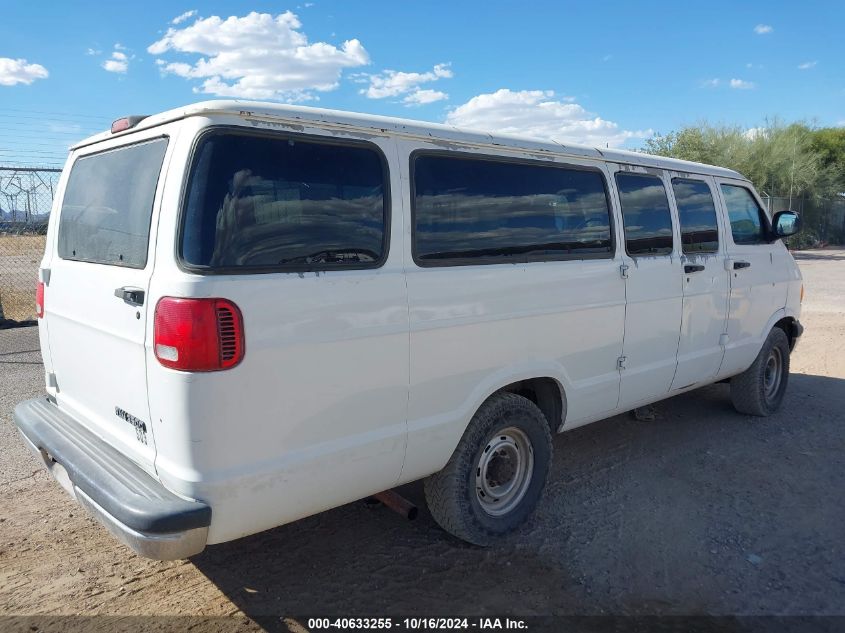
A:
[
  {"left": 0, "top": 234, "right": 47, "bottom": 256},
  {"left": 0, "top": 235, "right": 45, "bottom": 321},
  {"left": 0, "top": 288, "right": 34, "bottom": 322}
]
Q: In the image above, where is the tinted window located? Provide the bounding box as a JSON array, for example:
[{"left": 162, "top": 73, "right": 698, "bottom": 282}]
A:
[
  {"left": 672, "top": 178, "right": 719, "bottom": 253},
  {"left": 413, "top": 155, "right": 613, "bottom": 264},
  {"left": 58, "top": 138, "right": 168, "bottom": 268},
  {"left": 720, "top": 184, "right": 767, "bottom": 245},
  {"left": 181, "top": 132, "right": 386, "bottom": 270},
  {"left": 616, "top": 172, "right": 674, "bottom": 256}
]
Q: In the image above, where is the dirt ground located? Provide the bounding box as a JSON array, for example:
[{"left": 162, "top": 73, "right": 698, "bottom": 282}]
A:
[{"left": 0, "top": 249, "right": 843, "bottom": 626}]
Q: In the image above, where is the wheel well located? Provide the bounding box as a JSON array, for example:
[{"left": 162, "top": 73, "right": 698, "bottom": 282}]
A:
[
  {"left": 774, "top": 317, "right": 797, "bottom": 350},
  {"left": 497, "top": 378, "right": 565, "bottom": 433}
]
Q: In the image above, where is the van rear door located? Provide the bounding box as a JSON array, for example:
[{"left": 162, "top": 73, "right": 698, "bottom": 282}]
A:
[{"left": 43, "top": 133, "right": 170, "bottom": 473}]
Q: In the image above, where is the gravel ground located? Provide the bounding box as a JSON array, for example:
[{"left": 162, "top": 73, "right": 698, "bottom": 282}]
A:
[{"left": 0, "top": 249, "right": 843, "bottom": 623}]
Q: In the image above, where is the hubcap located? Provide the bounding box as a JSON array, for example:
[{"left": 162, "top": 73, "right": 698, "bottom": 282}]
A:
[
  {"left": 475, "top": 427, "right": 534, "bottom": 517},
  {"left": 763, "top": 347, "right": 783, "bottom": 401}
]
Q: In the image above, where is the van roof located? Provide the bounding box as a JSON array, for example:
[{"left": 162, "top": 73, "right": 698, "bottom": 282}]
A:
[{"left": 73, "top": 100, "right": 746, "bottom": 181}]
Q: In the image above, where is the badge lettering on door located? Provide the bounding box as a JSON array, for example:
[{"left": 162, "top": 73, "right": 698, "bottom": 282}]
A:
[{"left": 115, "top": 407, "right": 148, "bottom": 445}]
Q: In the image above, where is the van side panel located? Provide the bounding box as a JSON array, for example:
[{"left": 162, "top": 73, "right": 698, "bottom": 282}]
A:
[
  {"left": 146, "top": 117, "right": 410, "bottom": 544},
  {"left": 395, "top": 140, "right": 626, "bottom": 484},
  {"left": 714, "top": 179, "right": 792, "bottom": 378},
  {"left": 666, "top": 174, "right": 730, "bottom": 390}
]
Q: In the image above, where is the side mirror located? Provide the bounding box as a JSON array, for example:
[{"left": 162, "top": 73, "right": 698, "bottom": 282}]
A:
[{"left": 771, "top": 210, "right": 801, "bottom": 240}]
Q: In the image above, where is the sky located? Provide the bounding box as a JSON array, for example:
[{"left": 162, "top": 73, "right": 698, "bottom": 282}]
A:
[{"left": 1, "top": 0, "right": 843, "bottom": 168}]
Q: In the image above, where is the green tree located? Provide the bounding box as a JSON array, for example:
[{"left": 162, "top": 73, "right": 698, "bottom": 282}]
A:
[
  {"left": 810, "top": 127, "right": 845, "bottom": 194},
  {"left": 642, "top": 121, "right": 840, "bottom": 200}
]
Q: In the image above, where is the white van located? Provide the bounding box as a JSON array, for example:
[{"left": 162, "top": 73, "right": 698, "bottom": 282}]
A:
[{"left": 15, "top": 101, "right": 803, "bottom": 559}]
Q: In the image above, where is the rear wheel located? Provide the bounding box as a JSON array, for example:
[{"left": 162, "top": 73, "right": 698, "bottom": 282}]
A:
[
  {"left": 424, "top": 392, "right": 553, "bottom": 546},
  {"left": 730, "top": 327, "right": 791, "bottom": 416}
]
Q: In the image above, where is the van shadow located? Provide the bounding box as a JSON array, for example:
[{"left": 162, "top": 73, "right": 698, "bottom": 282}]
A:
[{"left": 190, "top": 373, "right": 845, "bottom": 625}]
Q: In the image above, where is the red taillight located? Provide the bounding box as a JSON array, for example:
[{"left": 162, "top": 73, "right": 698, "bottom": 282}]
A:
[
  {"left": 35, "top": 281, "right": 45, "bottom": 319},
  {"left": 154, "top": 297, "right": 244, "bottom": 371}
]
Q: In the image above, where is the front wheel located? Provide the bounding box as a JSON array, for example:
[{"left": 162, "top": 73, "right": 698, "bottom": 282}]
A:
[
  {"left": 424, "top": 392, "right": 553, "bottom": 546},
  {"left": 730, "top": 327, "right": 791, "bottom": 416}
]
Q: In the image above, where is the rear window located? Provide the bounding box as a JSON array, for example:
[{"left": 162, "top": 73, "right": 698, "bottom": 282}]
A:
[
  {"left": 180, "top": 131, "right": 387, "bottom": 271},
  {"left": 413, "top": 154, "right": 613, "bottom": 265},
  {"left": 58, "top": 138, "right": 168, "bottom": 268}
]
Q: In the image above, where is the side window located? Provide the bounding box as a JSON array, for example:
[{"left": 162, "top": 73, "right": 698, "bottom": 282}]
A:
[
  {"left": 720, "top": 184, "right": 768, "bottom": 245},
  {"left": 672, "top": 178, "right": 719, "bottom": 253},
  {"left": 181, "top": 132, "right": 387, "bottom": 271},
  {"left": 413, "top": 154, "right": 613, "bottom": 265},
  {"left": 615, "top": 172, "right": 674, "bottom": 256}
]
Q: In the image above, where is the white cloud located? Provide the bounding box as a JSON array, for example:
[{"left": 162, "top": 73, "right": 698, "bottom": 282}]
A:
[
  {"left": 0, "top": 57, "right": 49, "bottom": 86},
  {"left": 798, "top": 61, "right": 817, "bottom": 70},
  {"left": 102, "top": 45, "right": 130, "bottom": 74},
  {"left": 85, "top": 47, "right": 101, "bottom": 56},
  {"left": 701, "top": 78, "right": 720, "bottom": 88},
  {"left": 445, "top": 89, "right": 650, "bottom": 148},
  {"left": 754, "top": 24, "right": 773, "bottom": 34},
  {"left": 172, "top": 10, "right": 197, "bottom": 25},
  {"left": 148, "top": 11, "right": 369, "bottom": 101},
  {"left": 361, "top": 63, "right": 452, "bottom": 105},
  {"left": 730, "top": 78, "right": 756, "bottom": 89},
  {"left": 103, "top": 59, "right": 128, "bottom": 73},
  {"left": 48, "top": 122, "right": 83, "bottom": 134},
  {"left": 403, "top": 89, "right": 448, "bottom": 106},
  {"left": 744, "top": 127, "right": 765, "bottom": 140}
]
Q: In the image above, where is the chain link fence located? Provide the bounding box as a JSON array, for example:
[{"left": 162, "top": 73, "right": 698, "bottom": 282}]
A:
[
  {"left": 0, "top": 167, "right": 60, "bottom": 324},
  {"left": 761, "top": 193, "right": 845, "bottom": 248}
]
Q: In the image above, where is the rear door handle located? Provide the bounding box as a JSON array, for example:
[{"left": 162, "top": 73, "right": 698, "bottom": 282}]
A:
[
  {"left": 684, "top": 264, "right": 705, "bottom": 273},
  {"left": 114, "top": 286, "right": 145, "bottom": 306},
  {"left": 733, "top": 261, "right": 751, "bottom": 270}
]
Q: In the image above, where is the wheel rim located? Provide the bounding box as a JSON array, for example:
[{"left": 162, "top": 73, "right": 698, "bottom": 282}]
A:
[
  {"left": 475, "top": 427, "right": 534, "bottom": 517},
  {"left": 763, "top": 346, "right": 783, "bottom": 401}
]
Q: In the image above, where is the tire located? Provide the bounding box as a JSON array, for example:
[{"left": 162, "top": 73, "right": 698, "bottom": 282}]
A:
[
  {"left": 424, "top": 392, "right": 553, "bottom": 546},
  {"left": 730, "top": 327, "right": 791, "bottom": 416}
]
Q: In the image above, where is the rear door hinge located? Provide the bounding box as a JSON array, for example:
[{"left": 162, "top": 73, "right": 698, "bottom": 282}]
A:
[
  {"left": 617, "top": 356, "right": 627, "bottom": 370},
  {"left": 620, "top": 264, "right": 629, "bottom": 279}
]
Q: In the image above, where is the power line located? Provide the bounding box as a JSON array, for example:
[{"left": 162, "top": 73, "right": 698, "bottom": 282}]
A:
[
  {"left": 0, "top": 147, "right": 69, "bottom": 155},
  {"left": 0, "top": 107, "right": 112, "bottom": 121},
  {"left": 0, "top": 129, "right": 102, "bottom": 137},
  {"left": 0, "top": 139, "right": 73, "bottom": 148},
  {"left": 0, "top": 113, "right": 109, "bottom": 125}
]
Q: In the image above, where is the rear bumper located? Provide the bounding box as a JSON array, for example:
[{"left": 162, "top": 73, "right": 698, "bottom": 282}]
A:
[{"left": 13, "top": 397, "right": 211, "bottom": 560}]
